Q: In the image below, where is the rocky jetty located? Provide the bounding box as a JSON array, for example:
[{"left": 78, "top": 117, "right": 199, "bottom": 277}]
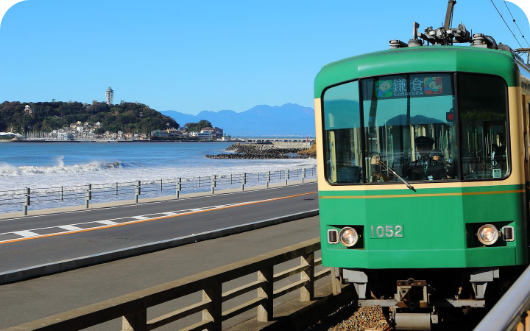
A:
[{"left": 206, "top": 143, "right": 313, "bottom": 159}]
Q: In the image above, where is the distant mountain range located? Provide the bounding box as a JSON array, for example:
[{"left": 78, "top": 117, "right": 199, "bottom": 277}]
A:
[{"left": 161, "top": 103, "right": 315, "bottom": 137}]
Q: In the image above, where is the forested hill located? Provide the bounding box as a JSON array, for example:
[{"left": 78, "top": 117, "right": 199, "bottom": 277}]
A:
[{"left": 0, "top": 101, "right": 179, "bottom": 133}]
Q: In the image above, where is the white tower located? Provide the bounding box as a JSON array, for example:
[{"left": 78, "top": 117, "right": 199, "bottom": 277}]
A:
[{"left": 105, "top": 87, "right": 114, "bottom": 105}]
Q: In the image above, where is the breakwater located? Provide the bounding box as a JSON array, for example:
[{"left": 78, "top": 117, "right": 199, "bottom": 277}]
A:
[{"left": 206, "top": 143, "right": 313, "bottom": 159}]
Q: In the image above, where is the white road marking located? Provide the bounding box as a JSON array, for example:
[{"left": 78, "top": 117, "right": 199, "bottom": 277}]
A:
[
  {"left": 0, "top": 190, "right": 316, "bottom": 243},
  {"left": 13, "top": 230, "right": 40, "bottom": 238},
  {"left": 58, "top": 225, "right": 82, "bottom": 231}
]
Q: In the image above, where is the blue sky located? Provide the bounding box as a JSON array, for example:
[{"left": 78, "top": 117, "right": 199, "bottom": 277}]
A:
[{"left": 0, "top": 0, "right": 529, "bottom": 115}]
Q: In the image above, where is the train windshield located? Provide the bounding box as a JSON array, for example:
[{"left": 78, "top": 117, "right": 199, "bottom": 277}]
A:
[{"left": 322, "top": 73, "right": 509, "bottom": 184}]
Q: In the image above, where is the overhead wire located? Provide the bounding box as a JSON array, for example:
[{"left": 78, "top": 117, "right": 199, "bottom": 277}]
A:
[
  {"left": 490, "top": 0, "right": 523, "bottom": 48},
  {"left": 502, "top": 0, "right": 530, "bottom": 47}
]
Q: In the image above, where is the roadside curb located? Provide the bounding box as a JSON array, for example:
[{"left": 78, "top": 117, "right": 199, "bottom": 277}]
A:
[{"left": 0, "top": 209, "right": 319, "bottom": 285}]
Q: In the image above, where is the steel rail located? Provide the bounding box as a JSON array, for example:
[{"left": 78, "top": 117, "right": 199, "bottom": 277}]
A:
[{"left": 474, "top": 265, "right": 530, "bottom": 331}]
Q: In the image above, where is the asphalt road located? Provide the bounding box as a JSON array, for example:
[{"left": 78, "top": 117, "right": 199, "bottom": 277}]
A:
[{"left": 0, "top": 183, "right": 318, "bottom": 273}]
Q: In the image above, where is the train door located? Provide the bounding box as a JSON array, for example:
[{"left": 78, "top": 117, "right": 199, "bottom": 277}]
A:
[
  {"left": 521, "top": 94, "right": 530, "bottom": 183},
  {"left": 522, "top": 94, "right": 530, "bottom": 250}
]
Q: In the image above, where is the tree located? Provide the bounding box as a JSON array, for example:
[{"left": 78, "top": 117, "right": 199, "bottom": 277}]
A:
[
  {"left": 0, "top": 101, "right": 179, "bottom": 134},
  {"left": 185, "top": 120, "right": 212, "bottom": 132}
]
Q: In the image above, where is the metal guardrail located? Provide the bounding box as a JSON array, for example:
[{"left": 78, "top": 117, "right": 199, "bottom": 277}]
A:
[
  {"left": 5, "top": 238, "right": 330, "bottom": 331},
  {"left": 474, "top": 265, "right": 530, "bottom": 331},
  {"left": 0, "top": 166, "right": 317, "bottom": 215}
]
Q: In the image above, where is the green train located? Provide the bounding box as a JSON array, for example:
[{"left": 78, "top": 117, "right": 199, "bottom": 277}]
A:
[{"left": 314, "top": 17, "right": 530, "bottom": 330}]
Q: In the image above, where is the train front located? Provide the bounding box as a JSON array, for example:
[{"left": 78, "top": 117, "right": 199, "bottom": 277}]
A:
[{"left": 314, "top": 47, "right": 528, "bottom": 328}]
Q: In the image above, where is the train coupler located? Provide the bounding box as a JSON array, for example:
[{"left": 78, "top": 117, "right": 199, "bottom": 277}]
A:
[
  {"left": 391, "top": 279, "right": 437, "bottom": 330},
  {"left": 395, "top": 278, "right": 430, "bottom": 310}
]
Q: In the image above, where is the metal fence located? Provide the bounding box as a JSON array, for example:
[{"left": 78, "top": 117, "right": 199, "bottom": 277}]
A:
[
  {"left": 0, "top": 166, "right": 317, "bottom": 215},
  {"left": 474, "top": 265, "right": 530, "bottom": 331},
  {"left": 5, "top": 238, "right": 330, "bottom": 331}
]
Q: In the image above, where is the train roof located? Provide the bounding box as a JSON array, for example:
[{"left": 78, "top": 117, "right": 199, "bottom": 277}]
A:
[{"left": 314, "top": 46, "right": 519, "bottom": 98}]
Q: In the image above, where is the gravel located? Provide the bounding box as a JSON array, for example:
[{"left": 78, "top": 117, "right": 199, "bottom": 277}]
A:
[{"left": 305, "top": 304, "right": 393, "bottom": 331}]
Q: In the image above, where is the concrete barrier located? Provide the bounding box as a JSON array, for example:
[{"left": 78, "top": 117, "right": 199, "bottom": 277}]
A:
[{"left": 4, "top": 237, "right": 331, "bottom": 331}]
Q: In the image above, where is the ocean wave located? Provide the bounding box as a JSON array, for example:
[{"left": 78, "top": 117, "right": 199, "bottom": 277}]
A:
[{"left": 0, "top": 161, "right": 123, "bottom": 176}]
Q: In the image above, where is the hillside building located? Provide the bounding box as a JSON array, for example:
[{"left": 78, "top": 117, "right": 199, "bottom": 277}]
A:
[
  {"left": 200, "top": 127, "right": 224, "bottom": 139},
  {"left": 213, "top": 127, "right": 223, "bottom": 138}
]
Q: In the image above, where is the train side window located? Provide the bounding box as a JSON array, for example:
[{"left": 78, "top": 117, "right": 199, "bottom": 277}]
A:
[
  {"left": 457, "top": 74, "right": 509, "bottom": 180},
  {"left": 322, "top": 81, "right": 362, "bottom": 184}
]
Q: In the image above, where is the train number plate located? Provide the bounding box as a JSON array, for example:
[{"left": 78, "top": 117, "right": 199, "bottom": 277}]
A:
[{"left": 370, "top": 225, "right": 404, "bottom": 238}]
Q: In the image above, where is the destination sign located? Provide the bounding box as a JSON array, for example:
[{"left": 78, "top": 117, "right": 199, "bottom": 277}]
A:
[{"left": 363, "top": 74, "right": 453, "bottom": 100}]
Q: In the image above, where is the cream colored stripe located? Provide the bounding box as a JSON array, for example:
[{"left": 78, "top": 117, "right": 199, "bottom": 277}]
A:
[{"left": 319, "top": 189, "right": 525, "bottom": 199}]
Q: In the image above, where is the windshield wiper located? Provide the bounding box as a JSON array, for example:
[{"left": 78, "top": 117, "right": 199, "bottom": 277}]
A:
[{"left": 378, "top": 160, "right": 416, "bottom": 192}]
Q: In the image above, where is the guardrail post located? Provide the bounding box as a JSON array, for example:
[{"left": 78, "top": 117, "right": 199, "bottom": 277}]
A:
[
  {"left": 116, "top": 182, "right": 119, "bottom": 195},
  {"left": 85, "top": 184, "right": 91, "bottom": 209},
  {"left": 257, "top": 266, "right": 274, "bottom": 322},
  {"left": 211, "top": 175, "right": 216, "bottom": 194},
  {"left": 202, "top": 280, "right": 222, "bottom": 331},
  {"left": 302, "top": 168, "right": 306, "bottom": 183},
  {"left": 198, "top": 176, "right": 201, "bottom": 188},
  {"left": 285, "top": 170, "right": 289, "bottom": 185},
  {"left": 266, "top": 171, "right": 271, "bottom": 188},
  {"left": 135, "top": 181, "right": 141, "bottom": 203},
  {"left": 122, "top": 309, "right": 147, "bottom": 331},
  {"left": 23, "top": 187, "right": 30, "bottom": 215},
  {"left": 300, "top": 252, "right": 315, "bottom": 301},
  {"left": 242, "top": 173, "right": 246, "bottom": 191},
  {"left": 160, "top": 179, "right": 163, "bottom": 191},
  {"left": 230, "top": 173, "right": 233, "bottom": 185},
  {"left": 60, "top": 186, "right": 64, "bottom": 201},
  {"left": 176, "top": 178, "right": 181, "bottom": 198}
]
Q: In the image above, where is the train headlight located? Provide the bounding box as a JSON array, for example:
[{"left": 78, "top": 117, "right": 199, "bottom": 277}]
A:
[
  {"left": 339, "top": 227, "right": 359, "bottom": 247},
  {"left": 477, "top": 224, "right": 499, "bottom": 246}
]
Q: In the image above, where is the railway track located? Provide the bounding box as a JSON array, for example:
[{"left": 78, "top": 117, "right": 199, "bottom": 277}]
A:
[{"left": 305, "top": 303, "right": 487, "bottom": 331}]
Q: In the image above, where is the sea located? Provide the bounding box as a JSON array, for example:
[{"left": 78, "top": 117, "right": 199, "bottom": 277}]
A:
[{"left": 0, "top": 142, "right": 316, "bottom": 213}]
